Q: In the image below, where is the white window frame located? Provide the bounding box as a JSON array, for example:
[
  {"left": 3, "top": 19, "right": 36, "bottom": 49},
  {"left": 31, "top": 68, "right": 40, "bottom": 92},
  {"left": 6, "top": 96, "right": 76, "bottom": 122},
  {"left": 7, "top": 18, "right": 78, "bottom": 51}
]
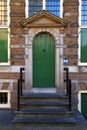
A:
[
  {"left": 0, "top": 0, "right": 10, "bottom": 65},
  {"left": 0, "top": 90, "right": 11, "bottom": 108},
  {"left": 78, "top": 0, "right": 87, "bottom": 66},
  {"left": 25, "top": 0, "right": 63, "bottom": 18}
]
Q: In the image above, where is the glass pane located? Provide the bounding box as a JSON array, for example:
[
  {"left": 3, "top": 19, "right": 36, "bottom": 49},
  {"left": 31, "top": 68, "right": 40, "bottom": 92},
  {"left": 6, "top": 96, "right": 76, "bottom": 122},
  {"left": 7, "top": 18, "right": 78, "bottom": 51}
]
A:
[
  {"left": 28, "top": 0, "right": 43, "bottom": 16},
  {"left": 46, "top": 0, "right": 60, "bottom": 16},
  {"left": 0, "top": 0, "right": 7, "bottom": 25},
  {"left": 28, "top": 0, "right": 60, "bottom": 17},
  {"left": 81, "top": 0, "right": 87, "bottom": 25},
  {"left": 0, "top": 29, "right": 8, "bottom": 62}
]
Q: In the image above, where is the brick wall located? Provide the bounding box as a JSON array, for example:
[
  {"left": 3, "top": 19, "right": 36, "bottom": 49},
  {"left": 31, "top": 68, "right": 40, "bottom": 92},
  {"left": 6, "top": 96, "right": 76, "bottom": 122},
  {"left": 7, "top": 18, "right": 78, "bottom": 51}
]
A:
[
  {"left": 0, "top": 0, "right": 26, "bottom": 109},
  {"left": 10, "top": 0, "right": 25, "bottom": 66},
  {"left": 0, "top": 0, "right": 87, "bottom": 109},
  {"left": 63, "top": 0, "right": 87, "bottom": 102}
]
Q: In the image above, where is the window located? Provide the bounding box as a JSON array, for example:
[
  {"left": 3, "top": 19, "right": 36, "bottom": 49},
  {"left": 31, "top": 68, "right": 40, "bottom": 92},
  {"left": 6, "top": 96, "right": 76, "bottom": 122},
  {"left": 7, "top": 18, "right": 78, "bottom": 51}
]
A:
[
  {"left": 0, "top": 90, "right": 10, "bottom": 108},
  {"left": 0, "top": 0, "right": 9, "bottom": 65},
  {"left": 81, "top": 0, "right": 87, "bottom": 25},
  {"left": 26, "top": 0, "right": 62, "bottom": 17},
  {"left": 79, "top": 0, "right": 87, "bottom": 64},
  {"left": 0, "top": 0, "right": 8, "bottom": 26}
]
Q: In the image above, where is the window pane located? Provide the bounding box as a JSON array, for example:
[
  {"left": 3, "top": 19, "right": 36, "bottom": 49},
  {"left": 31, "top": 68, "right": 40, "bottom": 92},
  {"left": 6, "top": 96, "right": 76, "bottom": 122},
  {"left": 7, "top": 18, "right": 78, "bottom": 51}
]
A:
[
  {"left": 80, "top": 28, "right": 87, "bottom": 62},
  {"left": 28, "top": 0, "right": 43, "bottom": 16},
  {"left": 46, "top": 0, "right": 60, "bottom": 16},
  {"left": 0, "top": 0, "right": 8, "bottom": 25},
  {"left": 0, "top": 29, "right": 8, "bottom": 62},
  {"left": 81, "top": 0, "right": 87, "bottom": 25},
  {"left": 28, "top": 0, "right": 60, "bottom": 17}
]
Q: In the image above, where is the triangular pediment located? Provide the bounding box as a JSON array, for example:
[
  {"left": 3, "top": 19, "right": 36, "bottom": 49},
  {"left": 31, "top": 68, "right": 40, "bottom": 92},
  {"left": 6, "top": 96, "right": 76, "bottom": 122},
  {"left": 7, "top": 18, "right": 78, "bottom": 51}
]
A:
[{"left": 21, "top": 10, "right": 67, "bottom": 27}]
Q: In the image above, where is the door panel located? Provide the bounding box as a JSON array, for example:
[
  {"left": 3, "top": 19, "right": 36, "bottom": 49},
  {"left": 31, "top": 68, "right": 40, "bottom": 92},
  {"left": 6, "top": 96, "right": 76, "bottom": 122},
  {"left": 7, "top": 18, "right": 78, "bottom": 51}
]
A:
[
  {"left": 33, "top": 33, "right": 55, "bottom": 87},
  {"left": 81, "top": 93, "right": 87, "bottom": 120}
]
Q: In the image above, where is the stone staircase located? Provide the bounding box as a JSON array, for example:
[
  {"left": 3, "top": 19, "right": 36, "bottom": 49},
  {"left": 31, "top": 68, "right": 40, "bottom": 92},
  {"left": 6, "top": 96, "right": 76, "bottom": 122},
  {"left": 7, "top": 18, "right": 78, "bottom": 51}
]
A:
[{"left": 12, "top": 93, "right": 77, "bottom": 127}]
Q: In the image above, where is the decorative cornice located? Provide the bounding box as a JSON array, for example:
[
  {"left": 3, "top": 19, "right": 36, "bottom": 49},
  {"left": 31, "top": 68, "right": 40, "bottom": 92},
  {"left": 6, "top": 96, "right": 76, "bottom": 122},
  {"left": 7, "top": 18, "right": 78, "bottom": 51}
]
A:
[{"left": 20, "top": 10, "right": 68, "bottom": 27}]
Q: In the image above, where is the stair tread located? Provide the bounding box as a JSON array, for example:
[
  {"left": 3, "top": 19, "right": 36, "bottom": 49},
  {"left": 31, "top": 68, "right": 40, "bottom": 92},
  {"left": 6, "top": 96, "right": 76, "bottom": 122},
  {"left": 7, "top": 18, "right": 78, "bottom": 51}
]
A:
[
  {"left": 20, "top": 101, "right": 69, "bottom": 106},
  {"left": 13, "top": 117, "right": 76, "bottom": 124},
  {"left": 21, "top": 93, "right": 68, "bottom": 99},
  {"left": 16, "top": 108, "right": 73, "bottom": 114}
]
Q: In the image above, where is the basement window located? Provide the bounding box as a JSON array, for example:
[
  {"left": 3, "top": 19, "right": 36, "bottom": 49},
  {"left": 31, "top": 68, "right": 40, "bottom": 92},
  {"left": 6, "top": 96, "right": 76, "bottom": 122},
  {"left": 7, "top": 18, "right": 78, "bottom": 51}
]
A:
[{"left": 0, "top": 90, "right": 10, "bottom": 108}]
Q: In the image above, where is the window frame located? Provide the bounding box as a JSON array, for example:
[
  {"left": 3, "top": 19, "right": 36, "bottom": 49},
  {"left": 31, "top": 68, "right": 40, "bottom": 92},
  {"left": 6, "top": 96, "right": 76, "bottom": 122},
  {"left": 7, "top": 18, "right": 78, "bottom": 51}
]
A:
[
  {"left": 78, "top": 0, "right": 87, "bottom": 65},
  {"left": 0, "top": 90, "right": 11, "bottom": 108},
  {"left": 0, "top": 0, "right": 10, "bottom": 65},
  {"left": 25, "top": 0, "right": 63, "bottom": 18}
]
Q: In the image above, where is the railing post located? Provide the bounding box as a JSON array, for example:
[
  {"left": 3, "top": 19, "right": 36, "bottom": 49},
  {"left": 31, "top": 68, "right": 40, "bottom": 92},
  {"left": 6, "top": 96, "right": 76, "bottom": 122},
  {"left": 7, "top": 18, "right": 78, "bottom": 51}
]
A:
[
  {"left": 20, "top": 67, "right": 25, "bottom": 96},
  {"left": 64, "top": 67, "right": 69, "bottom": 95},
  {"left": 68, "top": 79, "right": 72, "bottom": 111},
  {"left": 17, "top": 79, "right": 20, "bottom": 111}
]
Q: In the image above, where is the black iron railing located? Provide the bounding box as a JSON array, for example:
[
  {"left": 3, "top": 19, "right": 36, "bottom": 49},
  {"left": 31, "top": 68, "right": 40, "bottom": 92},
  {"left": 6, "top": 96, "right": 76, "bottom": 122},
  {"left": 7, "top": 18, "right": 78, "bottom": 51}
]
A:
[
  {"left": 17, "top": 67, "right": 25, "bottom": 111},
  {"left": 20, "top": 67, "right": 25, "bottom": 96},
  {"left": 64, "top": 67, "right": 72, "bottom": 111}
]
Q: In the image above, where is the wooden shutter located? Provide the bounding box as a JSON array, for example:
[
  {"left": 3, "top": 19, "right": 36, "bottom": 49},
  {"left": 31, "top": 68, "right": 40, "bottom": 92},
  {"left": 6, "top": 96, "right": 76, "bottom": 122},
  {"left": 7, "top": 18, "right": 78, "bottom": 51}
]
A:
[
  {"left": 81, "top": 28, "right": 87, "bottom": 62},
  {"left": 0, "top": 28, "right": 8, "bottom": 62}
]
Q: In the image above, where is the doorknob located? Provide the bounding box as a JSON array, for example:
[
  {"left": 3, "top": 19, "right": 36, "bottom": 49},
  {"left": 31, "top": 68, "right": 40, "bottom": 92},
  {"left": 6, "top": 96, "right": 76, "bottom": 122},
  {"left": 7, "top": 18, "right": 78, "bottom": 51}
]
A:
[{"left": 42, "top": 49, "right": 46, "bottom": 52}]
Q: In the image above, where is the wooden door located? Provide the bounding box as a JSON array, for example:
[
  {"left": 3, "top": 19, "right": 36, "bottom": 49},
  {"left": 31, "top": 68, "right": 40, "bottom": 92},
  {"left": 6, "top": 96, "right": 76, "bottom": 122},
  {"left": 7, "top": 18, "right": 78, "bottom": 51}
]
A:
[{"left": 33, "top": 32, "right": 55, "bottom": 87}]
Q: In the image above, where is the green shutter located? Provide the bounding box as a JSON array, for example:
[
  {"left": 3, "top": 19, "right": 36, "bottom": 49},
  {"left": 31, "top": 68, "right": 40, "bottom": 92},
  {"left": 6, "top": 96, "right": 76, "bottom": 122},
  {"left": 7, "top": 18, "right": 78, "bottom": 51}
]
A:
[
  {"left": 81, "top": 28, "right": 87, "bottom": 62},
  {"left": 0, "top": 29, "right": 8, "bottom": 62}
]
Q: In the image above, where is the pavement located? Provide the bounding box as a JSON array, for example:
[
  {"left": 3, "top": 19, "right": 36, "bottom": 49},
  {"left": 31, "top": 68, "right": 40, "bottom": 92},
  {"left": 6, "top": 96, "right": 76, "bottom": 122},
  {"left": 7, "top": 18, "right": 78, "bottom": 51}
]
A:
[{"left": 0, "top": 109, "right": 87, "bottom": 130}]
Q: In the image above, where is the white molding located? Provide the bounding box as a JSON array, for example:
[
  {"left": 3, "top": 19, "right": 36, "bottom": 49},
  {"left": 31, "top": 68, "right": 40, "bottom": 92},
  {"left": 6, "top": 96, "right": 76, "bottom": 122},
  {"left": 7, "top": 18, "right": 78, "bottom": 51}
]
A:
[
  {"left": 0, "top": 66, "right": 24, "bottom": 72},
  {"left": 60, "top": 0, "right": 63, "bottom": 18},
  {"left": 0, "top": 90, "right": 11, "bottom": 108},
  {"left": 25, "top": 0, "right": 28, "bottom": 18},
  {"left": 43, "top": 0, "right": 46, "bottom": 10},
  {"left": 79, "top": 0, "right": 81, "bottom": 26},
  {"left": 66, "top": 66, "right": 78, "bottom": 72},
  {"left": 0, "top": 79, "right": 17, "bottom": 83}
]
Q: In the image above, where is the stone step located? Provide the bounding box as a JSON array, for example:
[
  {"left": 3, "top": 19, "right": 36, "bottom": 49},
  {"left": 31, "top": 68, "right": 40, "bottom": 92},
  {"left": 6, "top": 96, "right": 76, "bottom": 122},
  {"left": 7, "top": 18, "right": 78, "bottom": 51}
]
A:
[
  {"left": 20, "top": 100, "right": 69, "bottom": 109},
  {"left": 12, "top": 93, "right": 77, "bottom": 127},
  {"left": 20, "top": 93, "right": 69, "bottom": 102},
  {"left": 12, "top": 117, "right": 77, "bottom": 127},
  {"left": 15, "top": 108, "right": 74, "bottom": 118}
]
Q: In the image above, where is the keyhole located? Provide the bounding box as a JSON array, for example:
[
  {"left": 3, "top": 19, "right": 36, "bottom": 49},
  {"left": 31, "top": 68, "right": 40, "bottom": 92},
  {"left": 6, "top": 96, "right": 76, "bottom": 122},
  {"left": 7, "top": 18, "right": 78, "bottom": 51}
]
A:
[{"left": 43, "top": 49, "right": 46, "bottom": 52}]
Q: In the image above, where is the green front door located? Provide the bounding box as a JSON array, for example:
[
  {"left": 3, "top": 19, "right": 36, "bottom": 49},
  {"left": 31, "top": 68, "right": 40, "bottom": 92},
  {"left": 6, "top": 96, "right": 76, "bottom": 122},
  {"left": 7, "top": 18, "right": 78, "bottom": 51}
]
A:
[
  {"left": 33, "top": 32, "right": 55, "bottom": 87},
  {"left": 81, "top": 93, "right": 87, "bottom": 120}
]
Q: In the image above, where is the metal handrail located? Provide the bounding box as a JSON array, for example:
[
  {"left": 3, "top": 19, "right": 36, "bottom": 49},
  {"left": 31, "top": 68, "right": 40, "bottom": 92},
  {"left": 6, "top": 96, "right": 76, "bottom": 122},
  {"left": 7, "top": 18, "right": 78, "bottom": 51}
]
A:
[
  {"left": 17, "top": 79, "right": 20, "bottom": 111},
  {"left": 64, "top": 67, "right": 69, "bottom": 95},
  {"left": 20, "top": 67, "right": 25, "bottom": 96},
  {"left": 64, "top": 67, "right": 72, "bottom": 111},
  {"left": 68, "top": 79, "right": 72, "bottom": 111},
  {"left": 17, "top": 67, "right": 25, "bottom": 111}
]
